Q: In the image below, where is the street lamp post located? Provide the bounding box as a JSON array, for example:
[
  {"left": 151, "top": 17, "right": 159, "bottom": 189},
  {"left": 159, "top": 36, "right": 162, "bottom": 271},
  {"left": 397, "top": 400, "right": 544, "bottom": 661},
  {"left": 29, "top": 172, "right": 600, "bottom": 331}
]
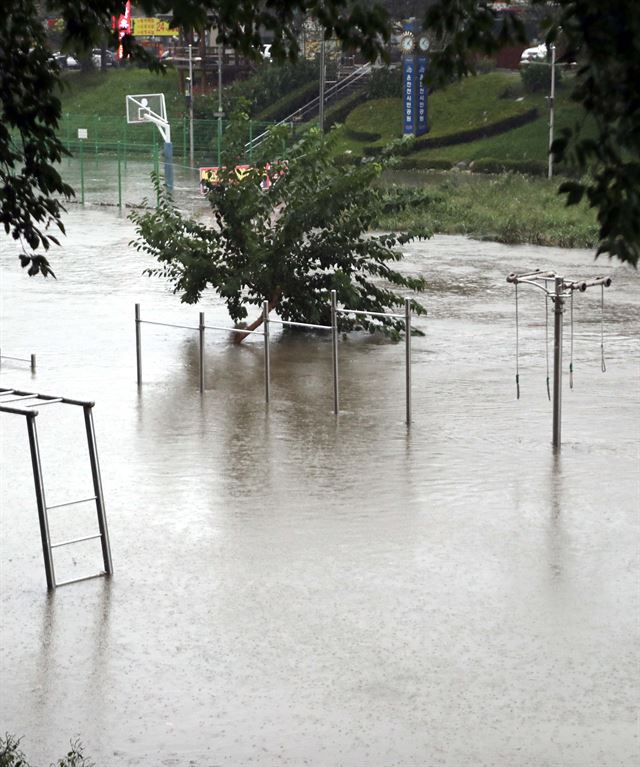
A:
[
  {"left": 548, "top": 43, "right": 556, "bottom": 179},
  {"left": 216, "top": 41, "right": 223, "bottom": 165},
  {"left": 188, "top": 43, "right": 194, "bottom": 169}
]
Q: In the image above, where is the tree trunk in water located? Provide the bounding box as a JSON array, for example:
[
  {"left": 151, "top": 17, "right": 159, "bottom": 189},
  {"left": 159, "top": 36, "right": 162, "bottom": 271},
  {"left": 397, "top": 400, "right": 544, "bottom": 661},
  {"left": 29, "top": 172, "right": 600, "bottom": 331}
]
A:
[{"left": 232, "top": 291, "right": 280, "bottom": 344}]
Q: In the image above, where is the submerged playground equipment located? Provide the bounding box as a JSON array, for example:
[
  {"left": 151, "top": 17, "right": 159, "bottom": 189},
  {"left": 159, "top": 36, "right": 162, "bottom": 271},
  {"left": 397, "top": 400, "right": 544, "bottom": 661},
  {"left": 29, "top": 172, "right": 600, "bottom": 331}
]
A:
[
  {"left": 0, "top": 388, "right": 113, "bottom": 589},
  {"left": 135, "top": 290, "right": 415, "bottom": 424},
  {"left": 507, "top": 270, "right": 612, "bottom": 449}
]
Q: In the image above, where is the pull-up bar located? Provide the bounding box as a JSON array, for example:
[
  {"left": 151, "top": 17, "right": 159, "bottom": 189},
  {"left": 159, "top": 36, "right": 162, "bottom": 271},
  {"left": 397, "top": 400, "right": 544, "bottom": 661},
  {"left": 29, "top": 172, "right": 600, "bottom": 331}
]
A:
[
  {"left": 506, "top": 270, "right": 612, "bottom": 449},
  {"left": 135, "top": 291, "right": 416, "bottom": 423}
]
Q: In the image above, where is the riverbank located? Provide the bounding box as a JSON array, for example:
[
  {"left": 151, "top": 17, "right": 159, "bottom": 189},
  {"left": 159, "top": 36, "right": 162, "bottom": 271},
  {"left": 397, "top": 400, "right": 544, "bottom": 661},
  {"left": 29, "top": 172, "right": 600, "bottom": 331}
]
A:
[{"left": 380, "top": 171, "right": 599, "bottom": 249}]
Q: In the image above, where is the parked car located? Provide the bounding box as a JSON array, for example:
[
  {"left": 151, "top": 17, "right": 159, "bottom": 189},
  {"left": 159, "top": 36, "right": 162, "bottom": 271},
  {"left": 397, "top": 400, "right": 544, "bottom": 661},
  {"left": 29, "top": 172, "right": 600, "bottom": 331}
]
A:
[
  {"left": 520, "top": 43, "right": 548, "bottom": 65},
  {"left": 49, "top": 51, "right": 80, "bottom": 69},
  {"left": 91, "top": 49, "right": 117, "bottom": 68}
]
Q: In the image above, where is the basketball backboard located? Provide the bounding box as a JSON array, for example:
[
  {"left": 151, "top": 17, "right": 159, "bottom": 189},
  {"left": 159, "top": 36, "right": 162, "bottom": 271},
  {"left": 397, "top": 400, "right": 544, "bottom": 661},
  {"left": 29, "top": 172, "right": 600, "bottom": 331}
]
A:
[{"left": 126, "top": 93, "right": 167, "bottom": 125}]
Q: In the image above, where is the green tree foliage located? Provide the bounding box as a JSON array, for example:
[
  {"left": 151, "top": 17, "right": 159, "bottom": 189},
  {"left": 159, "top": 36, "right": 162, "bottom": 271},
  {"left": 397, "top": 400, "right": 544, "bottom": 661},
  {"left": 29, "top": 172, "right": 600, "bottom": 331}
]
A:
[
  {"left": 0, "top": 0, "right": 74, "bottom": 277},
  {"left": 131, "top": 128, "right": 427, "bottom": 338},
  {"left": 2, "top": 0, "right": 639, "bottom": 273},
  {"left": 424, "top": 0, "right": 640, "bottom": 266}
]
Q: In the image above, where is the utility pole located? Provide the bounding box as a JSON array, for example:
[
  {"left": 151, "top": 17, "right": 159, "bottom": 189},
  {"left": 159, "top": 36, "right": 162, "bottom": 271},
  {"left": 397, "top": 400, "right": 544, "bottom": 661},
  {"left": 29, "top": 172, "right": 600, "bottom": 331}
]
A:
[{"left": 319, "top": 37, "right": 326, "bottom": 131}]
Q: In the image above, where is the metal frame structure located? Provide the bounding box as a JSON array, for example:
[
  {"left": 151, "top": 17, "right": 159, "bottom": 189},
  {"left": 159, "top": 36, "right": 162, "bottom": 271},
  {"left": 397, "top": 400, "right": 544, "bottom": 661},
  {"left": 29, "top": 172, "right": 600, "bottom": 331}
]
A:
[
  {"left": 135, "top": 290, "right": 415, "bottom": 423},
  {"left": 0, "top": 388, "right": 113, "bottom": 589},
  {"left": 506, "top": 270, "right": 612, "bottom": 448}
]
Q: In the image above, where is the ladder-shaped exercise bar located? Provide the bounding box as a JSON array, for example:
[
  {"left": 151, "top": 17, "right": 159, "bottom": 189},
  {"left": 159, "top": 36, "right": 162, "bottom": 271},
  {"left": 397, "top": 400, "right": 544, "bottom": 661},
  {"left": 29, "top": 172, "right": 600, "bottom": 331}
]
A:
[{"left": 0, "top": 388, "right": 113, "bottom": 589}]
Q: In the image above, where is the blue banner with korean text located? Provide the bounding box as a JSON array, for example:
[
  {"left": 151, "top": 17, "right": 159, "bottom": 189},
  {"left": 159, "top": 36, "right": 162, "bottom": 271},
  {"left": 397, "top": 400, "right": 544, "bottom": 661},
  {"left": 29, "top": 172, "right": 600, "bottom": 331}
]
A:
[
  {"left": 416, "top": 56, "right": 428, "bottom": 136},
  {"left": 403, "top": 56, "right": 415, "bottom": 135}
]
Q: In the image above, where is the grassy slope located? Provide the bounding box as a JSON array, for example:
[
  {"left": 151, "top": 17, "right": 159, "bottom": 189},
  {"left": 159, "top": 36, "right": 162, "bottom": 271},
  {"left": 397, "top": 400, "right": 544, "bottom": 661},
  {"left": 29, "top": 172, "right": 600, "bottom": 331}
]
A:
[
  {"left": 336, "top": 72, "right": 589, "bottom": 169},
  {"left": 59, "top": 67, "right": 182, "bottom": 117},
  {"left": 380, "top": 172, "right": 598, "bottom": 248},
  {"left": 336, "top": 72, "right": 530, "bottom": 151}
]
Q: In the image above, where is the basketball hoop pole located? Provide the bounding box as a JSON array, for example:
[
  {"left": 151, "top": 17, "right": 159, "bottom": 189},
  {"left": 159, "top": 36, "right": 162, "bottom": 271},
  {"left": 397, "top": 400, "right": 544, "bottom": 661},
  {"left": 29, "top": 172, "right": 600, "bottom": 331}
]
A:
[{"left": 144, "top": 116, "right": 173, "bottom": 191}]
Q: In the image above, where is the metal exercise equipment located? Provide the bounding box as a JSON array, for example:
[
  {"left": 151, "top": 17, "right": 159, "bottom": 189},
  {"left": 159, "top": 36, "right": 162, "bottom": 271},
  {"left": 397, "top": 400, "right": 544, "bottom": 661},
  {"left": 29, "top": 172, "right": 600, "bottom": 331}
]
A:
[
  {"left": 0, "top": 388, "right": 113, "bottom": 589},
  {"left": 135, "top": 290, "right": 415, "bottom": 423},
  {"left": 507, "top": 270, "right": 612, "bottom": 448}
]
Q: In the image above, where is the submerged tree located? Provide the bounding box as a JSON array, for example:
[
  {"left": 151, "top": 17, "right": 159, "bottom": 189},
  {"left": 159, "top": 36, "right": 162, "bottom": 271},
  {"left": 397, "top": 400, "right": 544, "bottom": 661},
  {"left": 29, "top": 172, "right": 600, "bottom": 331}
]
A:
[{"left": 131, "top": 128, "right": 427, "bottom": 340}]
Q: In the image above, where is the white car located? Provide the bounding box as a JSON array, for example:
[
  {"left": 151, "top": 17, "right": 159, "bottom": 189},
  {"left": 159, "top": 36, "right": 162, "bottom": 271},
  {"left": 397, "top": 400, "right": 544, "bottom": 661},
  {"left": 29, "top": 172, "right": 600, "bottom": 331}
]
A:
[{"left": 520, "top": 43, "right": 547, "bottom": 65}]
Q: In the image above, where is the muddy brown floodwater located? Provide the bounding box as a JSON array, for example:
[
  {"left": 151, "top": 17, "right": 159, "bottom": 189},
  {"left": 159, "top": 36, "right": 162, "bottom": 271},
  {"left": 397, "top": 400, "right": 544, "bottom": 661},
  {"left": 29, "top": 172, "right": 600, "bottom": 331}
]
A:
[{"left": 1, "top": 202, "right": 638, "bottom": 766}]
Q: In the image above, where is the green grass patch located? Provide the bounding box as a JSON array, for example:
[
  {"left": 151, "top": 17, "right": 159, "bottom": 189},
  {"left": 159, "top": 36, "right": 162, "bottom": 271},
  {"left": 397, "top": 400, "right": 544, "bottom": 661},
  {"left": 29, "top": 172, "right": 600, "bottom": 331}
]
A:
[
  {"left": 379, "top": 172, "right": 599, "bottom": 249},
  {"left": 59, "top": 66, "right": 182, "bottom": 118}
]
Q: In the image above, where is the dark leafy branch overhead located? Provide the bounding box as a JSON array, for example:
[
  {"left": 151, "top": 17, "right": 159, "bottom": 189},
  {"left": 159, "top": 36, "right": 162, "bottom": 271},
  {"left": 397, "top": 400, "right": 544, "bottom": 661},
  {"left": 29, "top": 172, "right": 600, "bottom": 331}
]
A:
[
  {"left": 424, "top": 0, "right": 640, "bottom": 267},
  {"left": 2, "top": 0, "right": 639, "bottom": 275}
]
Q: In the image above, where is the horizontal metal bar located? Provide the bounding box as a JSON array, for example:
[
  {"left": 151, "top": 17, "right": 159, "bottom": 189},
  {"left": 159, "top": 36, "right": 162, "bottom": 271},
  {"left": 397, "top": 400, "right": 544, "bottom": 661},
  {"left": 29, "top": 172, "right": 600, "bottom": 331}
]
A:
[
  {"left": 269, "top": 319, "right": 331, "bottom": 330},
  {"left": 0, "top": 388, "right": 93, "bottom": 407},
  {"left": 0, "top": 394, "right": 38, "bottom": 403},
  {"left": 25, "top": 398, "right": 63, "bottom": 408},
  {"left": 139, "top": 320, "right": 198, "bottom": 331},
  {"left": 51, "top": 533, "right": 102, "bottom": 549},
  {"left": 511, "top": 279, "right": 553, "bottom": 296},
  {"left": 336, "top": 308, "right": 404, "bottom": 319},
  {"left": 0, "top": 405, "right": 38, "bottom": 417},
  {"left": 203, "top": 324, "right": 263, "bottom": 335},
  {"left": 55, "top": 571, "right": 108, "bottom": 587},
  {"left": 0, "top": 390, "right": 15, "bottom": 396},
  {"left": 47, "top": 496, "right": 97, "bottom": 511},
  {"left": 0, "top": 355, "right": 30, "bottom": 362},
  {"left": 568, "top": 276, "right": 613, "bottom": 291},
  {"left": 506, "top": 270, "right": 557, "bottom": 283}
]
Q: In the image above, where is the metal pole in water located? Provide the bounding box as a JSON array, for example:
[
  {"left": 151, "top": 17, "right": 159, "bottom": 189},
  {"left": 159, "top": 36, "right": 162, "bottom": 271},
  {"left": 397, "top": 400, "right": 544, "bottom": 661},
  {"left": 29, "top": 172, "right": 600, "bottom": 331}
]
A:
[
  {"left": 135, "top": 303, "right": 142, "bottom": 385},
  {"left": 263, "top": 300, "right": 271, "bottom": 404},
  {"left": 26, "top": 413, "right": 56, "bottom": 589},
  {"left": 199, "top": 311, "right": 205, "bottom": 393},
  {"left": 552, "top": 276, "right": 564, "bottom": 448},
  {"left": 331, "top": 289, "right": 339, "bottom": 415},
  {"left": 405, "top": 297, "right": 412, "bottom": 425},
  {"left": 83, "top": 405, "right": 113, "bottom": 576},
  {"left": 30, "top": 354, "right": 36, "bottom": 372}
]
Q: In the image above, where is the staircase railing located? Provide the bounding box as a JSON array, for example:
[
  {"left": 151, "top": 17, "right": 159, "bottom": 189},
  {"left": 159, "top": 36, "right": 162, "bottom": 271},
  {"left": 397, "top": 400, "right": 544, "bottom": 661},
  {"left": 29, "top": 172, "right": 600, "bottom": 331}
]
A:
[{"left": 245, "top": 63, "right": 373, "bottom": 153}]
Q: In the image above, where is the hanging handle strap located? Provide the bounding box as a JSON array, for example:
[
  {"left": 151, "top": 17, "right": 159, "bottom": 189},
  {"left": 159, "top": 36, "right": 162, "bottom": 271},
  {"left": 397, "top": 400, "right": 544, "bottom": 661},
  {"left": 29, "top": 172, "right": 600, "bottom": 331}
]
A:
[
  {"left": 545, "top": 294, "right": 551, "bottom": 401},
  {"left": 569, "top": 291, "right": 574, "bottom": 389},
  {"left": 600, "top": 284, "right": 607, "bottom": 373},
  {"left": 515, "top": 283, "right": 520, "bottom": 399}
]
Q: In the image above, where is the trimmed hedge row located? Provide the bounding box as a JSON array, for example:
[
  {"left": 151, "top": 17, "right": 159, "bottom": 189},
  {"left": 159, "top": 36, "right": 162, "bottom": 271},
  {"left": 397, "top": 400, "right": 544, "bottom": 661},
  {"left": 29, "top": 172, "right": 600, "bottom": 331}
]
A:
[
  {"left": 324, "top": 90, "right": 369, "bottom": 129},
  {"left": 256, "top": 80, "right": 320, "bottom": 123},
  {"left": 346, "top": 126, "right": 382, "bottom": 142},
  {"left": 411, "top": 108, "right": 539, "bottom": 151},
  {"left": 360, "top": 108, "right": 538, "bottom": 157}
]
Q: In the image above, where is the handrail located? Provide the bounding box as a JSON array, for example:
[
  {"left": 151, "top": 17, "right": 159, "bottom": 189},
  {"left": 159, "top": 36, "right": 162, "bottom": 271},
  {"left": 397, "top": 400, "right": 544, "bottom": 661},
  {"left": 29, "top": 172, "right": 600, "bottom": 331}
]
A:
[{"left": 245, "top": 63, "right": 374, "bottom": 152}]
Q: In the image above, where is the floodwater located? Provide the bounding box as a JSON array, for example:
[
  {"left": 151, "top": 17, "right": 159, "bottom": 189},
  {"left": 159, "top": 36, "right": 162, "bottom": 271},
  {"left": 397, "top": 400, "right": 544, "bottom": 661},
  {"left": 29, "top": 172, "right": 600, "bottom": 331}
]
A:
[{"left": 1, "top": 198, "right": 638, "bottom": 766}]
